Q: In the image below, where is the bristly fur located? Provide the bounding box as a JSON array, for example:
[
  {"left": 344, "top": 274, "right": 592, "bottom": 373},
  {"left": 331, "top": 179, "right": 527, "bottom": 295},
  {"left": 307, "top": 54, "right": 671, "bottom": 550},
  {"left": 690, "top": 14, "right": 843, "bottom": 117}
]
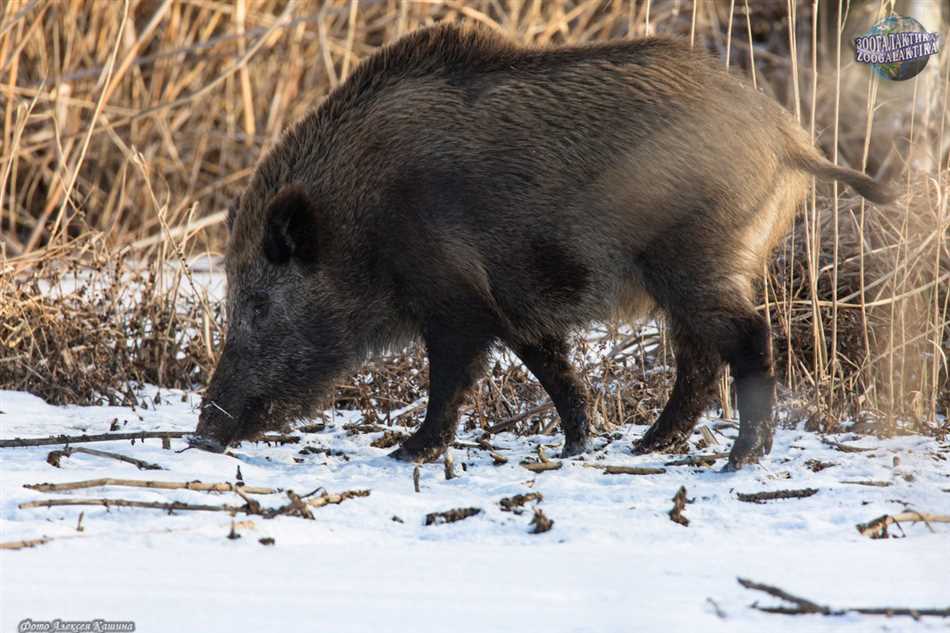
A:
[{"left": 200, "top": 23, "right": 893, "bottom": 469}]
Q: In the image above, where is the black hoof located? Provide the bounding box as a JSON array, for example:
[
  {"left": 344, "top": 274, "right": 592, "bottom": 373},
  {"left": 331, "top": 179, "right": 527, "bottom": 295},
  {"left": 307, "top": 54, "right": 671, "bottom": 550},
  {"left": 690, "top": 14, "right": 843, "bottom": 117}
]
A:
[
  {"left": 388, "top": 443, "right": 446, "bottom": 463},
  {"left": 560, "top": 438, "right": 590, "bottom": 458},
  {"left": 634, "top": 425, "right": 689, "bottom": 455},
  {"left": 726, "top": 431, "right": 773, "bottom": 470}
]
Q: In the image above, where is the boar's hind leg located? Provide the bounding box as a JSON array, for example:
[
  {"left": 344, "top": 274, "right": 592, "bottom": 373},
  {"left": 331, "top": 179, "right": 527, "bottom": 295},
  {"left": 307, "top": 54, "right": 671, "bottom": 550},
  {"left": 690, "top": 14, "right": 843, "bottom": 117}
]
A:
[
  {"left": 635, "top": 305, "right": 776, "bottom": 469},
  {"left": 390, "top": 328, "right": 490, "bottom": 463},
  {"left": 634, "top": 325, "right": 722, "bottom": 455},
  {"left": 719, "top": 312, "right": 775, "bottom": 471},
  {"left": 512, "top": 338, "right": 591, "bottom": 458}
]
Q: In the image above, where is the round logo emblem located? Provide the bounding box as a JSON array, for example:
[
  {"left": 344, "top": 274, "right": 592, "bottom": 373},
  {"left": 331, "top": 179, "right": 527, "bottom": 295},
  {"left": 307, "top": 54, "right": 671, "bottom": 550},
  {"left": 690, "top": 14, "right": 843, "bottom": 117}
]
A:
[{"left": 853, "top": 15, "right": 942, "bottom": 82}]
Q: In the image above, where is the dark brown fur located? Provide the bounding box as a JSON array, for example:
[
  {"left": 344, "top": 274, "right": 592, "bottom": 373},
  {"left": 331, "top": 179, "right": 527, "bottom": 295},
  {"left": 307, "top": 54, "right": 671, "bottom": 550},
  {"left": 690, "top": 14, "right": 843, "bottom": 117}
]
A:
[{"left": 194, "top": 24, "right": 894, "bottom": 469}]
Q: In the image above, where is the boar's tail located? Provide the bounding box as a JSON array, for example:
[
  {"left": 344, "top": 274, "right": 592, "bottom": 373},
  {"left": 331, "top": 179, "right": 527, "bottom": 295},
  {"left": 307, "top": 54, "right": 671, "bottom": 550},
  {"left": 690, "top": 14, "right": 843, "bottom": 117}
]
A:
[{"left": 789, "top": 149, "right": 897, "bottom": 205}]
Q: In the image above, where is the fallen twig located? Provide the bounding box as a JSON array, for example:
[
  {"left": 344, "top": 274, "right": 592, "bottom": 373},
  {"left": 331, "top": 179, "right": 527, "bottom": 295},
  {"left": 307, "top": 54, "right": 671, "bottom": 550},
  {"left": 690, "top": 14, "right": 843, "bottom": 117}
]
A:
[
  {"left": 669, "top": 486, "right": 691, "bottom": 526},
  {"left": 285, "top": 491, "right": 314, "bottom": 519},
  {"left": 664, "top": 452, "right": 731, "bottom": 467},
  {"left": 305, "top": 489, "right": 370, "bottom": 509},
  {"left": 19, "top": 489, "right": 370, "bottom": 519},
  {"left": 499, "top": 492, "right": 543, "bottom": 513},
  {"left": 444, "top": 450, "right": 456, "bottom": 480},
  {"left": 736, "top": 488, "right": 818, "bottom": 504},
  {"left": 4, "top": 431, "right": 189, "bottom": 448},
  {"left": 738, "top": 577, "right": 950, "bottom": 618},
  {"left": 20, "top": 497, "right": 246, "bottom": 513},
  {"left": 425, "top": 507, "right": 481, "bottom": 526},
  {"left": 490, "top": 451, "right": 508, "bottom": 465},
  {"left": 1, "top": 431, "right": 299, "bottom": 448},
  {"left": 840, "top": 480, "right": 891, "bottom": 487},
  {"left": 47, "top": 446, "right": 163, "bottom": 470},
  {"left": 584, "top": 464, "right": 666, "bottom": 475},
  {"left": 487, "top": 402, "right": 555, "bottom": 434},
  {"left": 24, "top": 478, "right": 276, "bottom": 495},
  {"left": 520, "top": 460, "right": 562, "bottom": 473},
  {"left": 0, "top": 537, "right": 52, "bottom": 550},
  {"left": 530, "top": 508, "right": 554, "bottom": 533},
  {"left": 370, "top": 430, "right": 407, "bottom": 449},
  {"left": 856, "top": 512, "right": 950, "bottom": 539},
  {"left": 821, "top": 438, "right": 872, "bottom": 453}
]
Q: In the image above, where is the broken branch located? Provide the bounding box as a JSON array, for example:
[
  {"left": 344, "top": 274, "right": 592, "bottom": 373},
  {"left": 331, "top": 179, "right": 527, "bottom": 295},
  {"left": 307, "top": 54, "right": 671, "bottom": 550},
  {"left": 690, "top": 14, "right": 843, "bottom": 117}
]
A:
[
  {"left": 738, "top": 577, "right": 950, "bottom": 618},
  {"left": 3, "top": 431, "right": 190, "bottom": 447},
  {"left": 583, "top": 464, "right": 666, "bottom": 475},
  {"left": 487, "top": 402, "right": 555, "bottom": 434},
  {"left": 1, "top": 431, "right": 299, "bottom": 448},
  {"left": 24, "top": 478, "right": 276, "bottom": 495},
  {"left": 19, "top": 489, "right": 370, "bottom": 519},
  {"left": 736, "top": 488, "right": 818, "bottom": 504},
  {"left": 47, "top": 446, "right": 163, "bottom": 470},
  {"left": 856, "top": 512, "right": 950, "bottom": 539},
  {"left": 664, "top": 452, "right": 730, "bottom": 467},
  {"left": 520, "top": 460, "right": 562, "bottom": 473}
]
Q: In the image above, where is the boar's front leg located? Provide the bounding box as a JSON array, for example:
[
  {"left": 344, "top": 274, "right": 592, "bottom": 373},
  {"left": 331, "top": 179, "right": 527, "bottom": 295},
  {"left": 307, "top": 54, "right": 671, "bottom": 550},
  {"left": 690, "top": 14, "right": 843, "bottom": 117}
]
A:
[
  {"left": 511, "top": 338, "right": 591, "bottom": 457},
  {"left": 390, "top": 328, "right": 489, "bottom": 463}
]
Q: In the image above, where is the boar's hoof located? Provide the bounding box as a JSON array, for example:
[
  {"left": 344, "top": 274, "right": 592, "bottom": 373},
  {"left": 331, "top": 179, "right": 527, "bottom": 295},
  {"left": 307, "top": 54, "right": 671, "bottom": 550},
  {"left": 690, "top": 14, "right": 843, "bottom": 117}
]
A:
[
  {"left": 388, "top": 442, "right": 447, "bottom": 463},
  {"left": 633, "top": 426, "right": 690, "bottom": 455},
  {"left": 560, "top": 438, "right": 590, "bottom": 458},
  {"left": 723, "top": 429, "right": 774, "bottom": 471}
]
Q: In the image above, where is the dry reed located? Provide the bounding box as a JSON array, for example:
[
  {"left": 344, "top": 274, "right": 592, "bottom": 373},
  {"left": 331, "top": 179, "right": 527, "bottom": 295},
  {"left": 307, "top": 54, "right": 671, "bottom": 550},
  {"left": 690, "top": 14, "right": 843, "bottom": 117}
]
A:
[{"left": 1, "top": 1, "right": 947, "bottom": 436}]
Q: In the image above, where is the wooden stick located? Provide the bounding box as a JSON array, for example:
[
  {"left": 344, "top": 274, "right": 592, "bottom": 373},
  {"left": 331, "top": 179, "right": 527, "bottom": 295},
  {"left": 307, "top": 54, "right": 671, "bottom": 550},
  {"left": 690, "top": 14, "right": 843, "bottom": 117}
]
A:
[
  {"left": 0, "top": 537, "right": 51, "bottom": 551},
  {"left": 424, "top": 507, "right": 481, "bottom": 526},
  {"left": 48, "top": 447, "right": 164, "bottom": 470},
  {"left": 820, "top": 438, "right": 872, "bottom": 453},
  {"left": 738, "top": 577, "right": 950, "bottom": 618},
  {"left": 529, "top": 508, "right": 554, "bottom": 534},
  {"left": 669, "top": 486, "right": 690, "bottom": 526},
  {"left": 306, "top": 489, "right": 370, "bottom": 509},
  {"left": 19, "top": 489, "right": 370, "bottom": 517},
  {"left": 664, "top": 452, "right": 731, "bottom": 467},
  {"left": 583, "top": 464, "right": 666, "bottom": 475},
  {"left": 487, "top": 402, "right": 555, "bottom": 434},
  {"left": 520, "top": 460, "right": 562, "bottom": 473},
  {"left": 24, "top": 478, "right": 276, "bottom": 495},
  {"left": 19, "top": 497, "right": 245, "bottom": 513},
  {"left": 738, "top": 577, "right": 831, "bottom": 614},
  {"left": 3, "top": 431, "right": 190, "bottom": 448},
  {"left": 736, "top": 488, "right": 818, "bottom": 504},
  {"left": 856, "top": 512, "right": 950, "bottom": 539},
  {"left": 1, "top": 431, "right": 299, "bottom": 448}
]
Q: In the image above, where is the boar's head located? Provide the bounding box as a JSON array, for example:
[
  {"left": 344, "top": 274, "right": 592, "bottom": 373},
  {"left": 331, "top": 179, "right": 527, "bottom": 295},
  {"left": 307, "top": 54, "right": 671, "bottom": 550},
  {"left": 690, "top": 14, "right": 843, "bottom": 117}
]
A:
[{"left": 193, "top": 183, "right": 360, "bottom": 451}]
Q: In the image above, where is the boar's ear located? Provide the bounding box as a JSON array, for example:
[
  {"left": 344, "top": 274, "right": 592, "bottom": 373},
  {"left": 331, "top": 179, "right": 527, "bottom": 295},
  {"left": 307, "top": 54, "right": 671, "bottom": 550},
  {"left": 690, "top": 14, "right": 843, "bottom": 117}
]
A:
[{"left": 262, "top": 184, "right": 319, "bottom": 264}]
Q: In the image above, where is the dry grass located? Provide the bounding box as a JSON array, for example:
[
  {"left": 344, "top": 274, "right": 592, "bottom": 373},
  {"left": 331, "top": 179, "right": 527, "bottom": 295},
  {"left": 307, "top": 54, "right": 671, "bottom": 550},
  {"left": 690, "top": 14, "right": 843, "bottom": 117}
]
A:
[{"left": 1, "top": 1, "right": 947, "bottom": 436}]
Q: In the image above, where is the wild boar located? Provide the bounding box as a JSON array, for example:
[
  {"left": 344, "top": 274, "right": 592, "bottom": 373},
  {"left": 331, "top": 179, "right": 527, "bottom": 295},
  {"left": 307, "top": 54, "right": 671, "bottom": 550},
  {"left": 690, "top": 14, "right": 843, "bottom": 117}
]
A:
[{"left": 192, "top": 23, "right": 893, "bottom": 469}]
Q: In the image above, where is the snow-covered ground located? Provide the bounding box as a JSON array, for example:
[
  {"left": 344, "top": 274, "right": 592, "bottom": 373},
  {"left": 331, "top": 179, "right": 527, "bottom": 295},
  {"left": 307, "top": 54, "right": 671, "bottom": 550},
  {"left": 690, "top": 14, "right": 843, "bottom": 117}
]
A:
[{"left": 1, "top": 387, "right": 948, "bottom": 632}]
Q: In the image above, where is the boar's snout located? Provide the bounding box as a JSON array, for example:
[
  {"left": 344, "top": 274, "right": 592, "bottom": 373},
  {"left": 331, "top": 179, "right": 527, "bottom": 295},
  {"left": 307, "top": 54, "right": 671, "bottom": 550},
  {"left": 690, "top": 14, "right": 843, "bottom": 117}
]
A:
[{"left": 192, "top": 399, "right": 240, "bottom": 453}]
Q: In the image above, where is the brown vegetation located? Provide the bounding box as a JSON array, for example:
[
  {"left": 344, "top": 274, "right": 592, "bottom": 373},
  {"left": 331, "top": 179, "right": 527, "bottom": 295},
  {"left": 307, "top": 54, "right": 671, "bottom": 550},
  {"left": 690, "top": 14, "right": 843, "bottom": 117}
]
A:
[{"left": 1, "top": 1, "right": 947, "bottom": 436}]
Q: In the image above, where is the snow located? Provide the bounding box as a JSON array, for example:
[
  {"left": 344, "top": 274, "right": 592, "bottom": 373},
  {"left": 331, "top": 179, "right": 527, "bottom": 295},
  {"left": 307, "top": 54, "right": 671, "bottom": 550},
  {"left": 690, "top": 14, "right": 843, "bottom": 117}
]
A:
[{"left": 1, "top": 387, "right": 949, "bottom": 632}]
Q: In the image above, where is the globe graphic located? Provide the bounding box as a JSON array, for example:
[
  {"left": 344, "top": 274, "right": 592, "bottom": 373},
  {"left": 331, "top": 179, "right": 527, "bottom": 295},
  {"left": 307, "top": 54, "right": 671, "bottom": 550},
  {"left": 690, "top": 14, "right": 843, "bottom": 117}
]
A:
[{"left": 864, "top": 16, "right": 931, "bottom": 81}]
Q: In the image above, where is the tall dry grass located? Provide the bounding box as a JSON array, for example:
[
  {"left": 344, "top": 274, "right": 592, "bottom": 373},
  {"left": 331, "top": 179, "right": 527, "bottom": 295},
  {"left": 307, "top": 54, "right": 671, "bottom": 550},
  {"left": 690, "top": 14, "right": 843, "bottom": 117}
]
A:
[{"left": 1, "top": 0, "right": 947, "bottom": 435}]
